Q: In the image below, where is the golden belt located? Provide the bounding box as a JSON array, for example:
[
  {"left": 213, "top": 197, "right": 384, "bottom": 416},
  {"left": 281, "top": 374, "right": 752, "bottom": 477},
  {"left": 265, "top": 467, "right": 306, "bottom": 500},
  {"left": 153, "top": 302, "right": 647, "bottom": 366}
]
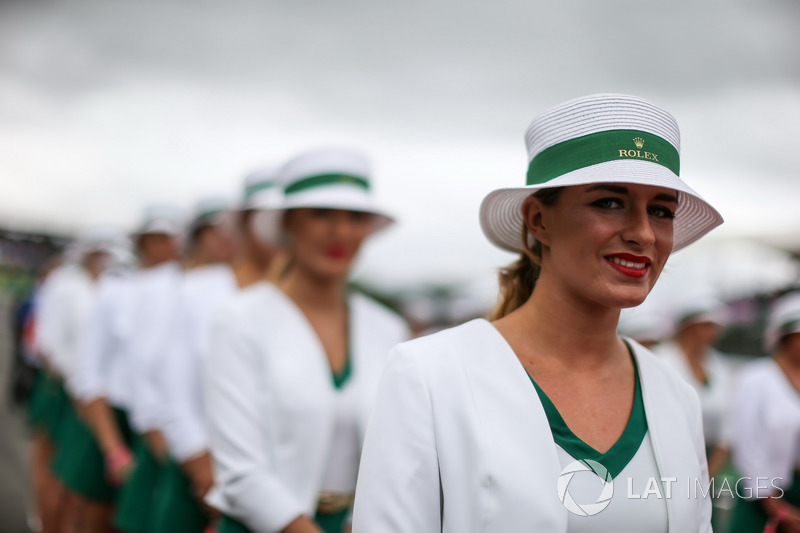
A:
[{"left": 316, "top": 492, "right": 355, "bottom": 514}]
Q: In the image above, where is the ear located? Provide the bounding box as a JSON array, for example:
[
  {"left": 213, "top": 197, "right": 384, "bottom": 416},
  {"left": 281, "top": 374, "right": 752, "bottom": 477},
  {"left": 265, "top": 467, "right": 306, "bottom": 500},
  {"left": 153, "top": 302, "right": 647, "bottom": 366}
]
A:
[{"left": 522, "top": 195, "right": 551, "bottom": 247}]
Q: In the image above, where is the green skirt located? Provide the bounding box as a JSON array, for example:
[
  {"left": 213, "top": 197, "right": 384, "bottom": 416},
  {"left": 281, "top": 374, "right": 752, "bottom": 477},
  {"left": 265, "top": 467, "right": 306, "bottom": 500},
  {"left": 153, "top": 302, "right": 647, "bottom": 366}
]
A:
[
  {"left": 218, "top": 508, "right": 349, "bottom": 533},
  {"left": 113, "top": 435, "right": 165, "bottom": 533},
  {"left": 51, "top": 407, "right": 132, "bottom": 502},
  {"left": 150, "top": 459, "right": 210, "bottom": 533},
  {"left": 28, "top": 372, "right": 68, "bottom": 441},
  {"left": 729, "top": 471, "right": 800, "bottom": 533}
]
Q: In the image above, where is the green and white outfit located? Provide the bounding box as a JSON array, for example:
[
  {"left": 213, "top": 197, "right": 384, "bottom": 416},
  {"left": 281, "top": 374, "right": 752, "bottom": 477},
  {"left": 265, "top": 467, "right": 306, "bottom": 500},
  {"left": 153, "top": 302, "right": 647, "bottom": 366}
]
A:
[
  {"left": 729, "top": 358, "right": 800, "bottom": 533},
  {"left": 353, "top": 319, "right": 712, "bottom": 532},
  {"left": 113, "top": 261, "right": 182, "bottom": 532},
  {"left": 151, "top": 264, "right": 239, "bottom": 533},
  {"left": 204, "top": 282, "right": 409, "bottom": 533}
]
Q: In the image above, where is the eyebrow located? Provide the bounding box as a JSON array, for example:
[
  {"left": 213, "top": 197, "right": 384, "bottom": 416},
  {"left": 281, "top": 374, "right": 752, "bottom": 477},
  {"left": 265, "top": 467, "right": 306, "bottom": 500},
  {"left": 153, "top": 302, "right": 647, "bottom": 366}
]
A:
[{"left": 584, "top": 184, "right": 679, "bottom": 204}]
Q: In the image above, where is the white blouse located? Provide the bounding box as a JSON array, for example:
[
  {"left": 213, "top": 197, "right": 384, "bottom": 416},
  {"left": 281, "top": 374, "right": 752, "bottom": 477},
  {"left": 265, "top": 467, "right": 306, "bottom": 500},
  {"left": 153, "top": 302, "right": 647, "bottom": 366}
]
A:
[
  {"left": 204, "top": 282, "right": 409, "bottom": 533},
  {"left": 125, "top": 261, "right": 183, "bottom": 433},
  {"left": 74, "top": 269, "right": 136, "bottom": 407},
  {"left": 731, "top": 358, "right": 800, "bottom": 497},
  {"left": 655, "top": 342, "right": 737, "bottom": 447},
  {"left": 161, "top": 263, "right": 238, "bottom": 462}
]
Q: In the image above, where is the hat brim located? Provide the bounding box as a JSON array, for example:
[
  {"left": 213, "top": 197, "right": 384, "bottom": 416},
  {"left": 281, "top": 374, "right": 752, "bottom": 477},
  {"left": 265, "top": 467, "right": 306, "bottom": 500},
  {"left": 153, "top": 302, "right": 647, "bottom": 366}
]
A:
[
  {"left": 480, "top": 160, "right": 723, "bottom": 253},
  {"left": 252, "top": 186, "right": 395, "bottom": 245}
]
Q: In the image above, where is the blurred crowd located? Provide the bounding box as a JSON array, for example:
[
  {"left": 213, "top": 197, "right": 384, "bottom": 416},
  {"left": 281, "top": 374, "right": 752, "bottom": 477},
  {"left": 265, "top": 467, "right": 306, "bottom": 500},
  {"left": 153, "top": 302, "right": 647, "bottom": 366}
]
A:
[{"left": 3, "top": 147, "right": 800, "bottom": 533}]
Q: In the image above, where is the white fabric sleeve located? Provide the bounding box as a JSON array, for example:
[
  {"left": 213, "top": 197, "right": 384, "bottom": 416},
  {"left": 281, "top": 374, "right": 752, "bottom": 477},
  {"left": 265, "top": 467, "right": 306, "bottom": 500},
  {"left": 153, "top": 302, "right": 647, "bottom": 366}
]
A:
[
  {"left": 72, "top": 283, "right": 112, "bottom": 402},
  {"left": 687, "top": 381, "right": 713, "bottom": 533},
  {"left": 352, "top": 344, "right": 441, "bottom": 533},
  {"left": 203, "top": 310, "right": 306, "bottom": 533},
  {"left": 129, "top": 293, "right": 177, "bottom": 433},
  {"left": 731, "top": 368, "right": 800, "bottom": 497},
  {"left": 162, "top": 301, "right": 208, "bottom": 461}
]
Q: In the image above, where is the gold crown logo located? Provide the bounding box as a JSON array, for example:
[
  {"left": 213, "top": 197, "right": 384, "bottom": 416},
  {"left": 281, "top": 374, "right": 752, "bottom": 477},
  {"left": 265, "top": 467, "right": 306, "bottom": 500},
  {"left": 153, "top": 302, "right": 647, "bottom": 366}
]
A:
[{"left": 633, "top": 137, "right": 645, "bottom": 149}]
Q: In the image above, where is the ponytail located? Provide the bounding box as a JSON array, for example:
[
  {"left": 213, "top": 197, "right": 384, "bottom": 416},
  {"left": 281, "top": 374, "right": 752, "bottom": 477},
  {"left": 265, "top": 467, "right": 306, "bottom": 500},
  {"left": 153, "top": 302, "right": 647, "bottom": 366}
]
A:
[{"left": 488, "top": 187, "right": 563, "bottom": 320}]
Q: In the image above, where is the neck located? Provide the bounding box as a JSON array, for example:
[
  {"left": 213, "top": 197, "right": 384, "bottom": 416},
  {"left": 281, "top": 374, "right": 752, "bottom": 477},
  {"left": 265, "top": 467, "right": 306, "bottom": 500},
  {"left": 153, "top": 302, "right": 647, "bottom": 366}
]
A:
[
  {"left": 495, "top": 273, "right": 623, "bottom": 368},
  {"left": 776, "top": 350, "right": 800, "bottom": 374},
  {"left": 676, "top": 335, "right": 707, "bottom": 363},
  {"left": 140, "top": 257, "right": 172, "bottom": 269},
  {"left": 279, "top": 266, "right": 347, "bottom": 311}
]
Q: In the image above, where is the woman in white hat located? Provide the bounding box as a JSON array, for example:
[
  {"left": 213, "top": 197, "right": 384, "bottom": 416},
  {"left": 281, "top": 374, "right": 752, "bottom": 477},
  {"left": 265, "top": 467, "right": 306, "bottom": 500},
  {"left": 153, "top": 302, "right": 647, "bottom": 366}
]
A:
[
  {"left": 111, "top": 205, "right": 185, "bottom": 533},
  {"left": 204, "top": 148, "right": 410, "bottom": 533},
  {"left": 654, "top": 295, "right": 737, "bottom": 481},
  {"left": 729, "top": 292, "right": 800, "bottom": 533},
  {"left": 147, "top": 198, "right": 239, "bottom": 533},
  {"left": 232, "top": 166, "right": 289, "bottom": 286},
  {"left": 353, "top": 94, "right": 723, "bottom": 532},
  {"left": 151, "top": 178, "right": 288, "bottom": 533}
]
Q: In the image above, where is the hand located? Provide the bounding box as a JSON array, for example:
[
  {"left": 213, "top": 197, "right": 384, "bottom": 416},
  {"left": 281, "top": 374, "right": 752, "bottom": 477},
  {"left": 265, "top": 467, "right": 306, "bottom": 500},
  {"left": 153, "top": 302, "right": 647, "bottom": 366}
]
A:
[
  {"left": 105, "top": 446, "right": 134, "bottom": 485},
  {"left": 280, "top": 515, "right": 324, "bottom": 533},
  {"left": 182, "top": 452, "right": 215, "bottom": 501},
  {"left": 143, "top": 430, "right": 169, "bottom": 461}
]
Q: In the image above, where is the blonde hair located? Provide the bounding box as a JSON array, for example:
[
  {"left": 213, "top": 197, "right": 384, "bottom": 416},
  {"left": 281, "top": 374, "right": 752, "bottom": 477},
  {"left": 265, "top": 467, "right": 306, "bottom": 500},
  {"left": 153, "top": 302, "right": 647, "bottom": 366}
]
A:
[{"left": 489, "top": 187, "right": 563, "bottom": 320}]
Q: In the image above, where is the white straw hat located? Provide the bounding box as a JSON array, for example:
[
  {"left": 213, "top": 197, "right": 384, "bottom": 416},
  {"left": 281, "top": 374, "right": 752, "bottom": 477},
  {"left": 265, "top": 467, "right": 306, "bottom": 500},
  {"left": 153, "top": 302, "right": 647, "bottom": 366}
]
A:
[
  {"left": 187, "top": 197, "right": 233, "bottom": 235},
  {"left": 480, "top": 94, "right": 723, "bottom": 253},
  {"left": 241, "top": 166, "right": 283, "bottom": 211},
  {"left": 254, "top": 148, "right": 394, "bottom": 244},
  {"left": 132, "top": 204, "right": 184, "bottom": 237},
  {"left": 764, "top": 291, "right": 800, "bottom": 352}
]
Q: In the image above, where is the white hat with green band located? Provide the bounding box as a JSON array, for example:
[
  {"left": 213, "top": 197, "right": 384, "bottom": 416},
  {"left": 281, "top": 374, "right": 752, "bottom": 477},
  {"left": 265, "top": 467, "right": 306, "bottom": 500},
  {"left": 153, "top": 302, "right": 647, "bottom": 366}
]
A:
[
  {"left": 480, "top": 93, "right": 723, "bottom": 253},
  {"left": 241, "top": 166, "right": 283, "bottom": 211},
  {"left": 277, "top": 147, "right": 393, "bottom": 226},
  {"left": 765, "top": 291, "right": 800, "bottom": 352}
]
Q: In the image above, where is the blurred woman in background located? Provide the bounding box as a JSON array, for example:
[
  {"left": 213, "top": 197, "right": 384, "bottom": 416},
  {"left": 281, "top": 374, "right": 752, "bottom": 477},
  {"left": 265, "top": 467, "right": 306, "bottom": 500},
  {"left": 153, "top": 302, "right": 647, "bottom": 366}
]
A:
[
  {"left": 730, "top": 291, "right": 800, "bottom": 533},
  {"left": 204, "top": 148, "right": 409, "bottom": 533}
]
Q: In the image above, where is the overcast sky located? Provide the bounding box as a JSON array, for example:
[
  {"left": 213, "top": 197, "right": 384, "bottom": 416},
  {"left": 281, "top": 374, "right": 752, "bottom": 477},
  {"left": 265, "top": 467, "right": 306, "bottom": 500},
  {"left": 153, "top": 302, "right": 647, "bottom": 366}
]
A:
[{"left": 1, "top": 0, "right": 799, "bottom": 304}]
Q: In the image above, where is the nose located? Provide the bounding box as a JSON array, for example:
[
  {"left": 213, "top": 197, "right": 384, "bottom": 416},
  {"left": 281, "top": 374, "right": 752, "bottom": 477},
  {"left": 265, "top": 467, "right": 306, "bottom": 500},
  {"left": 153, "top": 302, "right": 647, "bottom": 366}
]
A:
[
  {"left": 621, "top": 205, "right": 656, "bottom": 248},
  {"left": 331, "top": 211, "right": 355, "bottom": 239}
]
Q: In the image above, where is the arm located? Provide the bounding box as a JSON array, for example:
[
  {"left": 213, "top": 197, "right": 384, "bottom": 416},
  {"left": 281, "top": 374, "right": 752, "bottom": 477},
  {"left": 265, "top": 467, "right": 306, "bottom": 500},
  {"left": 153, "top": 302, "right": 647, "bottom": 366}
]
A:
[
  {"left": 161, "top": 302, "right": 214, "bottom": 494},
  {"left": 352, "top": 345, "right": 441, "bottom": 533},
  {"left": 204, "top": 310, "right": 312, "bottom": 533}
]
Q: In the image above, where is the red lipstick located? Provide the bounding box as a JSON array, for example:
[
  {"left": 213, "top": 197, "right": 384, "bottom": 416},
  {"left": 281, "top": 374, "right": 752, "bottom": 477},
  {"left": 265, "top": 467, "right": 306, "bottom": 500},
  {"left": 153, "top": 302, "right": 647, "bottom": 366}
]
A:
[
  {"left": 324, "top": 245, "right": 349, "bottom": 260},
  {"left": 604, "top": 253, "right": 651, "bottom": 279}
]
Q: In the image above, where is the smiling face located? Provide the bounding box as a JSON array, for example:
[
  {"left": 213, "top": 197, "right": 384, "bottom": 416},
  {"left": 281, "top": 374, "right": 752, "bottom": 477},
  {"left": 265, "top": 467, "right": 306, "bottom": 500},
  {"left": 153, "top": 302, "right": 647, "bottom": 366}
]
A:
[
  {"left": 526, "top": 182, "right": 677, "bottom": 310},
  {"left": 283, "top": 208, "right": 374, "bottom": 281}
]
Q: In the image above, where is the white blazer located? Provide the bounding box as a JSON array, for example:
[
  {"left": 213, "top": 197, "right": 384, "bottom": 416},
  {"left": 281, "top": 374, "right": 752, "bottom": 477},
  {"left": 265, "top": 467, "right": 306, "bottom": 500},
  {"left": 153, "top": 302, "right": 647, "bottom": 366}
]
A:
[
  {"left": 204, "top": 282, "right": 410, "bottom": 533},
  {"left": 161, "top": 264, "right": 238, "bottom": 462},
  {"left": 352, "top": 319, "right": 712, "bottom": 533},
  {"left": 730, "top": 358, "right": 800, "bottom": 496}
]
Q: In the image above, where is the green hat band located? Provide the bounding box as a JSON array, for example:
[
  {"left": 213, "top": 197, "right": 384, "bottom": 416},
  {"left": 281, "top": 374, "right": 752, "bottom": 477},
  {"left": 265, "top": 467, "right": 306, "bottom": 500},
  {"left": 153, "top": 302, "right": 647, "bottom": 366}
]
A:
[
  {"left": 527, "top": 129, "right": 680, "bottom": 186},
  {"left": 244, "top": 180, "right": 278, "bottom": 199},
  {"left": 285, "top": 173, "right": 370, "bottom": 195}
]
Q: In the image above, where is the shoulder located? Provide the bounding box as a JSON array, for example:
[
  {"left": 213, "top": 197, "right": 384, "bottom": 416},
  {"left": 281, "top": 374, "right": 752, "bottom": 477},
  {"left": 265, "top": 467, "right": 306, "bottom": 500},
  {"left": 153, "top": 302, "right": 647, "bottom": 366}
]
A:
[
  {"left": 350, "top": 291, "right": 410, "bottom": 339},
  {"left": 388, "top": 319, "right": 497, "bottom": 376},
  {"left": 210, "top": 281, "right": 278, "bottom": 331},
  {"left": 735, "top": 358, "right": 779, "bottom": 389},
  {"left": 627, "top": 339, "right": 701, "bottom": 412}
]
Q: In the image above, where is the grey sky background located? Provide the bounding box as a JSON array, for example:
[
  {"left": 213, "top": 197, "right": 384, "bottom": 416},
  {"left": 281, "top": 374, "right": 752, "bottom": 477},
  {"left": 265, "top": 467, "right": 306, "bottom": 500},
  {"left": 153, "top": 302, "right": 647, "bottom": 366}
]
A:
[{"left": 1, "top": 0, "right": 799, "bottom": 306}]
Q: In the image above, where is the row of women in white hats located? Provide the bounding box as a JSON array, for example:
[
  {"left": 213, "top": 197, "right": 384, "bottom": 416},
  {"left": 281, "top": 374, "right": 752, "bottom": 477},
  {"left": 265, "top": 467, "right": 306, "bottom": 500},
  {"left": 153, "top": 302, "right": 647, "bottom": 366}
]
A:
[
  {"left": 29, "top": 146, "right": 413, "bottom": 533},
  {"left": 39, "top": 92, "right": 800, "bottom": 533}
]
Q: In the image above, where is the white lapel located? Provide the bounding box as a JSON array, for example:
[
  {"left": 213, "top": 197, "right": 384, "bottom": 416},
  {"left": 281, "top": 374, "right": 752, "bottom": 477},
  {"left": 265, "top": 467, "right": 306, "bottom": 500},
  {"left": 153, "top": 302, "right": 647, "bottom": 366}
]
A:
[
  {"left": 460, "top": 320, "right": 568, "bottom": 532},
  {"left": 261, "top": 284, "right": 336, "bottom": 438},
  {"left": 633, "top": 341, "right": 705, "bottom": 533}
]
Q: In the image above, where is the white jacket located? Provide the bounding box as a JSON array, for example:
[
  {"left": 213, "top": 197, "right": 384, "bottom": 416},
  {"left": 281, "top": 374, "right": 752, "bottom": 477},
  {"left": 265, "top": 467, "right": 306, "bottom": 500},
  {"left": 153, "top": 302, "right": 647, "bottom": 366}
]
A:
[
  {"left": 352, "top": 319, "right": 712, "bottom": 533},
  {"left": 204, "top": 282, "right": 410, "bottom": 533},
  {"left": 161, "top": 264, "right": 238, "bottom": 462}
]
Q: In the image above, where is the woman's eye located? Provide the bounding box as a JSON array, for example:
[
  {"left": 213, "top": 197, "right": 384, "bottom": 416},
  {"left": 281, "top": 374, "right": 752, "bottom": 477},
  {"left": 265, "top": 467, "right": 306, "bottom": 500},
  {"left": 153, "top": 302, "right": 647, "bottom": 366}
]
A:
[
  {"left": 311, "top": 208, "right": 333, "bottom": 218},
  {"left": 648, "top": 205, "right": 676, "bottom": 219},
  {"left": 592, "top": 198, "right": 623, "bottom": 209}
]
